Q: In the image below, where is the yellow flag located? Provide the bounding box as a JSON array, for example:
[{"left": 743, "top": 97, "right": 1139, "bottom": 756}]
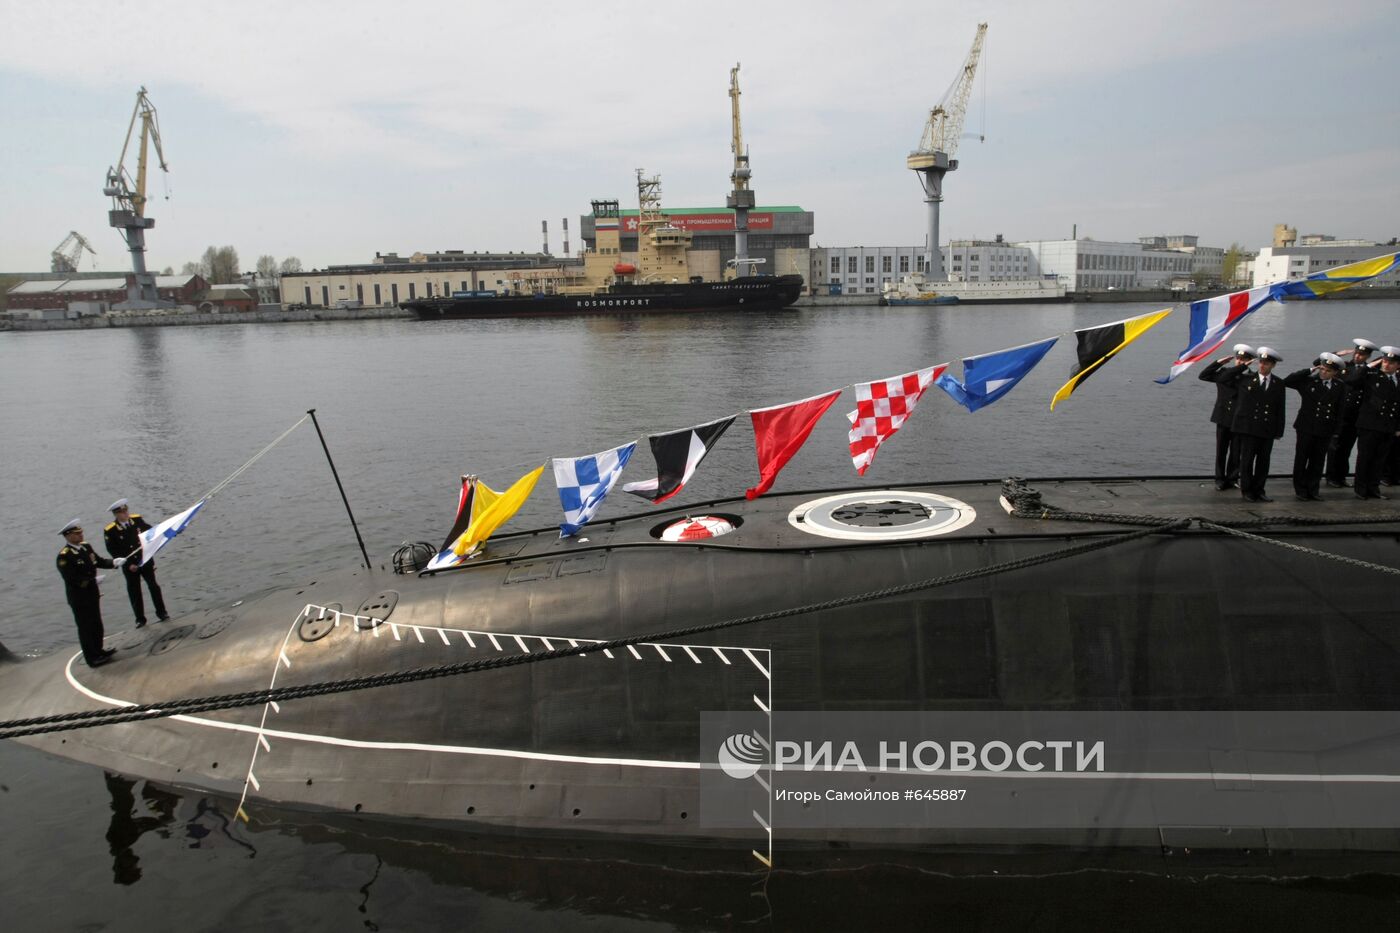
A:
[{"left": 449, "top": 464, "right": 545, "bottom": 556}]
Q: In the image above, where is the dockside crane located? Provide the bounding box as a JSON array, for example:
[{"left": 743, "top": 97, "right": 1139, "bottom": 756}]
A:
[
  {"left": 725, "top": 63, "right": 760, "bottom": 279},
  {"left": 103, "top": 87, "right": 170, "bottom": 307},
  {"left": 907, "top": 23, "right": 987, "bottom": 283},
  {"left": 50, "top": 231, "right": 97, "bottom": 273}
]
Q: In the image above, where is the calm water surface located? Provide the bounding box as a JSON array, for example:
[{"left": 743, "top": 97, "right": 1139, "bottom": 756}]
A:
[{"left": 2, "top": 300, "right": 1399, "bottom": 929}]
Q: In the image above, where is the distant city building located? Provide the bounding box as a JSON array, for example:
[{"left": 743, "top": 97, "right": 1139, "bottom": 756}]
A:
[
  {"left": 809, "top": 239, "right": 1038, "bottom": 296},
  {"left": 4, "top": 273, "right": 206, "bottom": 318},
  {"left": 1015, "top": 239, "right": 1194, "bottom": 290},
  {"left": 282, "top": 252, "right": 562, "bottom": 308},
  {"left": 1252, "top": 241, "right": 1400, "bottom": 289}
]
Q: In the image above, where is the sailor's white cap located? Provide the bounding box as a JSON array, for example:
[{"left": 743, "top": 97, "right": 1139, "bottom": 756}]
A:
[
  {"left": 1232, "top": 343, "right": 1255, "bottom": 357},
  {"left": 1353, "top": 338, "right": 1378, "bottom": 352},
  {"left": 108, "top": 498, "right": 128, "bottom": 512},
  {"left": 1318, "top": 352, "right": 1344, "bottom": 367},
  {"left": 60, "top": 517, "right": 83, "bottom": 535},
  {"left": 1256, "top": 347, "right": 1282, "bottom": 362},
  {"left": 1381, "top": 346, "right": 1400, "bottom": 361}
]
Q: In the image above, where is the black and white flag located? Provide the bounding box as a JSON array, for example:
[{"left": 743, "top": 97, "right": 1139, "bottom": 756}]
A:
[{"left": 622, "top": 416, "right": 735, "bottom": 504}]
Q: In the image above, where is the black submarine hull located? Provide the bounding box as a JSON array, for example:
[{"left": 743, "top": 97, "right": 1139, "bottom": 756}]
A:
[{"left": 5, "top": 477, "right": 1400, "bottom": 859}]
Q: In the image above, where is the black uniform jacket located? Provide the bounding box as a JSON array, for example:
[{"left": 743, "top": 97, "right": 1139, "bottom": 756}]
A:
[
  {"left": 104, "top": 514, "right": 151, "bottom": 564},
  {"left": 56, "top": 543, "right": 115, "bottom": 599},
  {"left": 1200, "top": 359, "right": 1250, "bottom": 426},
  {"left": 1345, "top": 367, "right": 1400, "bottom": 434},
  {"left": 1226, "top": 370, "right": 1286, "bottom": 439},
  {"left": 1282, "top": 368, "right": 1347, "bottom": 437}
]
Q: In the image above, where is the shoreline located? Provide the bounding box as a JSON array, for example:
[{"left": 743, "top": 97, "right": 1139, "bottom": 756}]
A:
[{"left": 5, "top": 286, "right": 1397, "bottom": 331}]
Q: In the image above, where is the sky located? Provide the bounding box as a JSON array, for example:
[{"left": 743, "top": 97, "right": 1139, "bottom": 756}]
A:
[{"left": 2, "top": 0, "right": 1397, "bottom": 275}]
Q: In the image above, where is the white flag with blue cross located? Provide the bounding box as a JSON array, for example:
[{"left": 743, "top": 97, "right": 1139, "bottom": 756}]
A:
[{"left": 552, "top": 442, "right": 637, "bottom": 538}]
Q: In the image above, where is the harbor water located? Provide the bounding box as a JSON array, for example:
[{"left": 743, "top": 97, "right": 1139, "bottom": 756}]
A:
[{"left": 2, "top": 300, "right": 1399, "bottom": 929}]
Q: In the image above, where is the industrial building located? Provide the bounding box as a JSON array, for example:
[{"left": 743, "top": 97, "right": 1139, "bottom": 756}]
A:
[
  {"left": 1015, "top": 238, "right": 1196, "bottom": 291},
  {"left": 280, "top": 251, "right": 563, "bottom": 308},
  {"left": 5, "top": 274, "right": 207, "bottom": 319},
  {"left": 810, "top": 240, "right": 1041, "bottom": 297}
]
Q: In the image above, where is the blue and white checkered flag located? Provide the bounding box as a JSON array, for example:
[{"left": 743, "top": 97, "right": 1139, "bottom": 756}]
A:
[{"left": 552, "top": 442, "right": 636, "bottom": 538}]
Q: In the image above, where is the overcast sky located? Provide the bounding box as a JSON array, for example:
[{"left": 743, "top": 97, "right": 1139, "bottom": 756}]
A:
[{"left": 2, "top": 0, "right": 1397, "bottom": 274}]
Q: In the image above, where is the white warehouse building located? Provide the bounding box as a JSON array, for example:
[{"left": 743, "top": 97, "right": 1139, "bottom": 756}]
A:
[
  {"left": 811, "top": 237, "right": 1038, "bottom": 296},
  {"left": 1015, "top": 239, "right": 1195, "bottom": 291}
]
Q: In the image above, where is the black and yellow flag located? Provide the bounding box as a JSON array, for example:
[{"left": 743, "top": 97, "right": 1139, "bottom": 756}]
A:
[{"left": 1050, "top": 309, "right": 1171, "bottom": 410}]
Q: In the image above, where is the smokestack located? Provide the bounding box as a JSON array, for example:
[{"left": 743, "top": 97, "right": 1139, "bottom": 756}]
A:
[
  {"left": 563, "top": 218, "right": 570, "bottom": 258},
  {"left": 1072, "top": 223, "right": 1077, "bottom": 241},
  {"left": 542, "top": 220, "right": 549, "bottom": 255}
]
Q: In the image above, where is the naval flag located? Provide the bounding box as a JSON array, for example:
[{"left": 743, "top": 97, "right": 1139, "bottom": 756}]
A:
[
  {"left": 427, "top": 465, "right": 545, "bottom": 570},
  {"left": 747, "top": 388, "right": 843, "bottom": 499},
  {"left": 1156, "top": 286, "right": 1274, "bottom": 384},
  {"left": 847, "top": 364, "right": 946, "bottom": 475},
  {"left": 936, "top": 337, "right": 1059, "bottom": 412},
  {"left": 554, "top": 442, "right": 636, "bottom": 537},
  {"left": 1051, "top": 309, "right": 1171, "bottom": 409},
  {"left": 1269, "top": 251, "right": 1400, "bottom": 301},
  {"left": 137, "top": 499, "right": 206, "bottom": 566},
  {"left": 623, "top": 416, "right": 736, "bottom": 504}
]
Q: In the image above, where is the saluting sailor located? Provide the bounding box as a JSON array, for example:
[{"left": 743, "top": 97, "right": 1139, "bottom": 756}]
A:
[
  {"left": 1283, "top": 353, "right": 1347, "bottom": 501},
  {"left": 1345, "top": 345, "right": 1400, "bottom": 500},
  {"left": 1324, "top": 338, "right": 1379, "bottom": 488},
  {"left": 1219, "top": 346, "right": 1287, "bottom": 503},
  {"left": 1200, "top": 344, "right": 1255, "bottom": 490},
  {"left": 56, "top": 519, "right": 125, "bottom": 667},
  {"left": 104, "top": 498, "right": 170, "bottom": 628}
]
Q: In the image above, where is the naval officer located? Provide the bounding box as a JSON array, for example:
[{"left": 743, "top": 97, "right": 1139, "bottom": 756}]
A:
[
  {"left": 1283, "top": 353, "right": 1347, "bottom": 501},
  {"left": 1324, "top": 338, "right": 1379, "bottom": 487},
  {"left": 1219, "top": 346, "right": 1286, "bottom": 503},
  {"left": 1345, "top": 346, "right": 1400, "bottom": 500},
  {"left": 1199, "top": 344, "right": 1255, "bottom": 490},
  {"left": 57, "top": 519, "right": 126, "bottom": 667},
  {"left": 104, "top": 499, "right": 169, "bottom": 628}
]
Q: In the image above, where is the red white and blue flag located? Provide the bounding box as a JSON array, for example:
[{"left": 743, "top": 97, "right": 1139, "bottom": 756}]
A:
[
  {"left": 847, "top": 364, "right": 946, "bottom": 475},
  {"left": 1156, "top": 286, "right": 1274, "bottom": 384}
]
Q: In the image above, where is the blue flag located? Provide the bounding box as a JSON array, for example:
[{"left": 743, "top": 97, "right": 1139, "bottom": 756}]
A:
[
  {"left": 552, "top": 442, "right": 636, "bottom": 538},
  {"left": 936, "top": 337, "right": 1059, "bottom": 412}
]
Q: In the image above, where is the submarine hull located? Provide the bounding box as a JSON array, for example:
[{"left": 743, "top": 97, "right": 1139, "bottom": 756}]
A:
[{"left": 6, "top": 477, "right": 1400, "bottom": 857}]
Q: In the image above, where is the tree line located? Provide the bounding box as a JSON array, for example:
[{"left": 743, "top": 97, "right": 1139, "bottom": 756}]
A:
[{"left": 173, "top": 246, "right": 302, "bottom": 285}]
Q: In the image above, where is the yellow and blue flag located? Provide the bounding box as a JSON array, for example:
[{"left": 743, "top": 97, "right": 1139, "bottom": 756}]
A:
[{"left": 1270, "top": 251, "right": 1399, "bottom": 300}]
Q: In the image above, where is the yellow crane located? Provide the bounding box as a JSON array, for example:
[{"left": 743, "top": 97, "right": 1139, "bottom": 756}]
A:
[
  {"left": 907, "top": 23, "right": 987, "bottom": 283},
  {"left": 725, "top": 63, "right": 760, "bottom": 279},
  {"left": 103, "top": 87, "right": 170, "bottom": 307}
]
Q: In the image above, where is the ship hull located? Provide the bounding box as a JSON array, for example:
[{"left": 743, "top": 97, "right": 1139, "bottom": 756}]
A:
[
  {"left": 6, "top": 477, "right": 1400, "bottom": 860},
  {"left": 403, "top": 274, "right": 805, "bottom": 319}
]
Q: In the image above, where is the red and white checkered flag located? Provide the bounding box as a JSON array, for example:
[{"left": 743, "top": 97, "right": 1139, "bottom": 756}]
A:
[{"left": 847, "top": 364, "right": 946, "bottom": 475}]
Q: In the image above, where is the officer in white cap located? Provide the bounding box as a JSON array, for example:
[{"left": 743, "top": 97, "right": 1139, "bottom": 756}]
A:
[
  {"left": 1200, "top": 344, "right": 1256, "bottom": 490},
  {"left": 104, "top": 499, "right": 169, "bottom": 628},
  {"left": 1282, "top": 352, "right": 1347, "bottom": 500},
  {"left": 56, "top": 519, "right": 125, "bottom": 667},
  {"left": 1325, "top": 339, "right": 1381, "bottom": 486},
  {"left": 1344, "top": 346, "right": 1400, "bottom": 499},
  {"left": 1221, "top": 346, "right": 1286, "bottom": 502}
]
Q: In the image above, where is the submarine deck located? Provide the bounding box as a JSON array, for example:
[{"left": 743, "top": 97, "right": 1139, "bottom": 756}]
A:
[{"left": 441, "top": 475, "right": 1400, "bottom": 573}]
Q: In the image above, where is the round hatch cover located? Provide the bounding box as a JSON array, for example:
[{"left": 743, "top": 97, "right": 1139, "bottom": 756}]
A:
[
  {"left": 788, "top": 490, "right": 976, "bottom": 541},
  {"left": 659, "top": 515, "right": 739, "bottom": 542}
]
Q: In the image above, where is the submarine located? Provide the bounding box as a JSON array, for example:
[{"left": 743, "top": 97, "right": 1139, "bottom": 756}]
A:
[{"left": 4, "top": 475, "right": 1400, "bottom": 864}]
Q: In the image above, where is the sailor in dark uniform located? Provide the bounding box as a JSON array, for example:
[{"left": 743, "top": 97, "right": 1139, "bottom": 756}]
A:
[
  {"left": 1345, "top": 346, "right": 1400, "bottom": 500},
  {"left": 1199, "top": 344, "right": 1255, "bottom": 490},
  {"left": 1324, "top": 338, "right": 1378, "bottom": 487},
  {"left": 1283, "top": 353, "right": 1347, "bottom": 501},
  {"left": 56, "top": 519, "right": 125, "bottom": 667},
  {"left": 1219, "top": 346, "right": 1286, "bottom": 502},
  {"left": 104, "top": 499, "right": 169, "bottom": 628}
]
